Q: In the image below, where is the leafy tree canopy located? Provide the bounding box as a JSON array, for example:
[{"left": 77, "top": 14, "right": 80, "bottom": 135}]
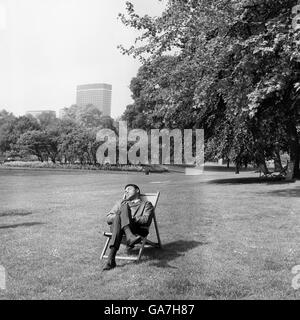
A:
[{"left": 120, "top": 0, "right": 300, "bottom": 175}]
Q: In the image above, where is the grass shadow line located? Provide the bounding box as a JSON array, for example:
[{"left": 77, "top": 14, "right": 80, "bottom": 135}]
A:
[
  {"left": 0, "top": 222, "right": 45, "bottom": 229},
  {"left": 208, "top": 177, "right": 296, "bottom": 185},
  {"left": 266, "top": 187, "right": 300, "bottom": 198},
  {"left": 0, "top": 210, "right": 33, "bottom": 218}
]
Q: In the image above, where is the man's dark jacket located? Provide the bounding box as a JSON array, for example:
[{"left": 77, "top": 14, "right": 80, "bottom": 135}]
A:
[{"left": 106, "top": 198, "right": 154, "bottom": 231}]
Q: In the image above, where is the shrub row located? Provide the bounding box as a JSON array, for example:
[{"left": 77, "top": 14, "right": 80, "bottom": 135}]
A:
[{"left": 0, "top": 161, "right": 168, "bottom": 172}]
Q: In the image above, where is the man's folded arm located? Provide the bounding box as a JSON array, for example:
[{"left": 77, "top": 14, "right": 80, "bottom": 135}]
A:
[{"left": 135, "top": 201, "right": 154, "bottom": 227}]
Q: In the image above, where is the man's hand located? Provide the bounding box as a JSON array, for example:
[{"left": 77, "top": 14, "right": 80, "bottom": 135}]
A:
[{"left": 107, "top": 212, "right": 117, "bottom": 225}]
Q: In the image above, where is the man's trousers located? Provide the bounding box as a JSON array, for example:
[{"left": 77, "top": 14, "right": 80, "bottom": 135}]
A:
[{"left": 109, "top": 203, "right": 149, "bottom": 250}]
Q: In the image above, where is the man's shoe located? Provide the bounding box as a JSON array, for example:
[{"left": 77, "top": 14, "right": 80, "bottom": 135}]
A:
[
  {"left": 127, "top": 235, "right": 142, "bottom": 247},
  {"left": 103, "top": 260, "right": 116, "bottom": 271}
]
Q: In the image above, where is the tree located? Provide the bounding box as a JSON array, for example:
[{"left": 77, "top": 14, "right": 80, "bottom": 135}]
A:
[
  {"left": 17, "top": 130, "right": 49, "bottom": 162},
  {"left": 98, "top": 116, "right": 115, "bottom": 130},
  {"left": 62, "top": 104, "right": 103, "bottom": 128},
  {"left": 0, "top": 115, "right": 40, "bottom": 154},
  {"left": 122, "top": 55, "right": 198, "bottom": 130},
  {"left": 58, "top": 128, "right": 90, "bottom": 165},
  {"left": 44, "top": 127, "right": 61, "bottom": 163},
  {"left": 119, "top": 0, "right": 300, "bottom": 176},
  {"left": 0, "top": 109, "right": 15, "bottom": 128},
  {"left": 0, "top": 110, "right": 16, "bottom": 155},
  {"left": 77, "top": 104, "right": 103, "bottom": 128},
  {"left": 37, "top": 111, "right": 58, "bottom": 129}
]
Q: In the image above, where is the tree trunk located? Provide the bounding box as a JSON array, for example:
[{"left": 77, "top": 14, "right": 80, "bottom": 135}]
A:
[
  {"left": 254, "top": 148, "right": 268, "bottom": 175},
  {"left": 274, "top": 156, "right": 283, "bottom": 172},
  {"left": 235, "top": 162, "right": 240, "bottom": 174},
  {"left": 289, "top": 126, "right": 299, "bottom": 178}
]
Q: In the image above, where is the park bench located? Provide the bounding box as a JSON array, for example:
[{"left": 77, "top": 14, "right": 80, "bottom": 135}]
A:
[{"left": 100, "top": 192, "right": 162, "bottom": 262}]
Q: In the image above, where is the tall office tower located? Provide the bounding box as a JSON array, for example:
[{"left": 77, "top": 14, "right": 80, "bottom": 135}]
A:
[{"left": 76, "top": 83, "right": 112, "bottom": 117}]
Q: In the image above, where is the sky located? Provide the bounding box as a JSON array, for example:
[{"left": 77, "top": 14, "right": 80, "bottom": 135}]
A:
[{"left": 0, "top": 0, "right": 167, "bottom": 118}]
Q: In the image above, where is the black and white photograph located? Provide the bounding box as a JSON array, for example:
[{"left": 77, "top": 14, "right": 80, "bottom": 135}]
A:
[{"left": 0, "top": 0, "right": 300, "bottom": 304}]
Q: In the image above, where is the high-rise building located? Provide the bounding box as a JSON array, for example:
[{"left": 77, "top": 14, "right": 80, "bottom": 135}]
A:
[{"left": 76, "top": 83, "right": 112, "bottom": 117}]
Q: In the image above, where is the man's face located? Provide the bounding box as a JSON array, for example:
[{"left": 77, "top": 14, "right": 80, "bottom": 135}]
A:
[{"left": 125, "top": 186, "right": 139, "bottom": 200}]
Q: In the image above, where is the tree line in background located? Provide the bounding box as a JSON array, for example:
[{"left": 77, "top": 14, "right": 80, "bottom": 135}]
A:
[
  {"left": 0, "top": 106, "right": 115, "bottom": 165},
  {"left": 1, "top": 0, "right": 299, "bottom": 175},
  {"left": 120, "top": 0, "right": 300, "bottom": 177}
]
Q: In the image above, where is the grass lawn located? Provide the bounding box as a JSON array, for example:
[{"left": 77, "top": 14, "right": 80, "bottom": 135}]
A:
[{"left": 0, "top": 168, "right": 299, "bottom": 300}]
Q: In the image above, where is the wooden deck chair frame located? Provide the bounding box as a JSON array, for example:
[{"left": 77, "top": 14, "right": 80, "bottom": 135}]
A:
[{"left": 100, "top": 192, "right": 161, "bottom": 262}]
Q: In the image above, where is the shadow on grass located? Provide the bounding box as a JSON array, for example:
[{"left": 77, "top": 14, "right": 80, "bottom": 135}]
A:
[
  {"left": 166, "top": 165, "right": 253, "bottom": 174},
  {"left": 0, "top": 210, "right": 33, "bottom": 218},
  {"left": 208, "top": 176, "right": 296, "bottom": 185},
  {"left": 266, "top": 187, "right": 300, "bottom": 198},
  {"left": 0, "top": 222, "right": 44, "bottom": 229},
  {"left": 204, "top": 165, "right": 254, "bottom": 172},
  {"left": 135, "top": 240, "right": 208, "bottom": 269}
]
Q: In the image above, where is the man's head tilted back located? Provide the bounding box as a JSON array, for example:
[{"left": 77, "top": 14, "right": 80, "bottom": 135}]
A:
[{"left": 124, "top": 184, "right": 140, "bottom": 200}]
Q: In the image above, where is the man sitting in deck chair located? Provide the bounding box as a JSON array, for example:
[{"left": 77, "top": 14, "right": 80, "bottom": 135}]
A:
[{"left": 103, "top": 184, "right": 154, "bottom": 271}]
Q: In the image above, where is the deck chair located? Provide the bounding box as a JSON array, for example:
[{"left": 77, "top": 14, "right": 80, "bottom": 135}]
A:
[{"left": 100, "top": 192, "right": 161, "bottom": 262}]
